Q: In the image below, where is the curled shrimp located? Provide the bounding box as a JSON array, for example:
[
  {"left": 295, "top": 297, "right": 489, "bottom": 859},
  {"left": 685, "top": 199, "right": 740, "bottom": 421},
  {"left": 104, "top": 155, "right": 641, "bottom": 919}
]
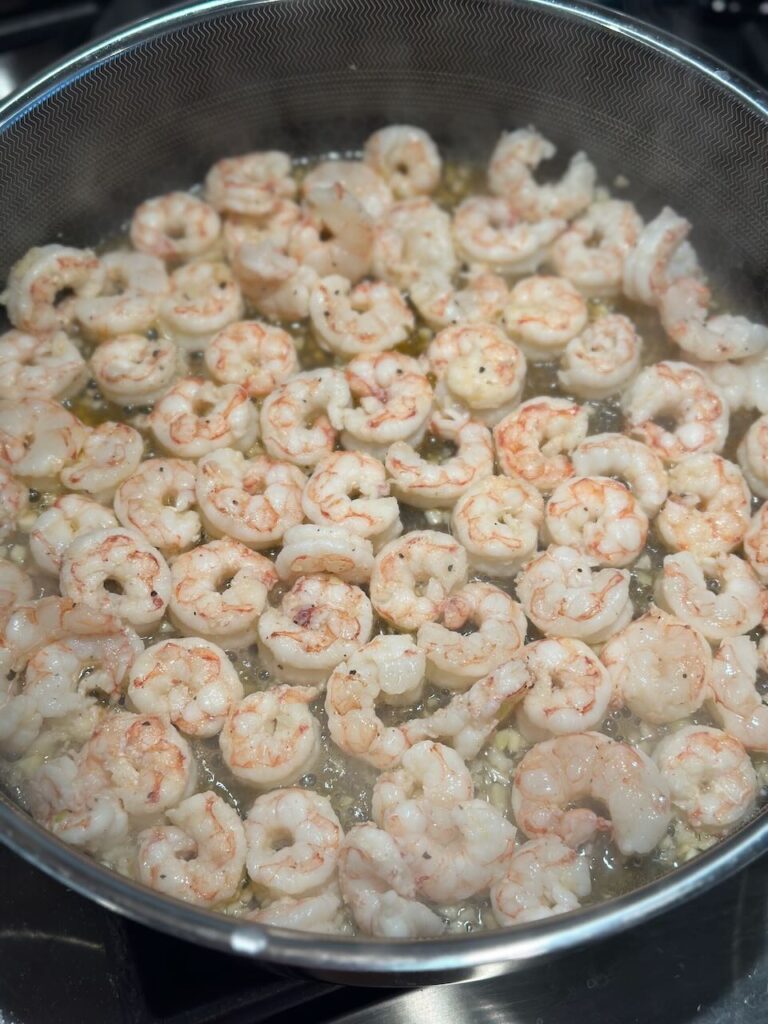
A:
[
  {"left": 516, "top": 545, "right": 632, "bottom": 644},
  {"left": 137, "top": 791, "right": 246, "bottom": 907},
  {"left": 309, "top": 274, "right": 413, "bottom": 358},
  {"left": 453, "top": 197, "right": 565, "bottom": 276},
  {"left": 59, "top": 421, "right": 144, "bottom": 504},
  {"left": 502, "top": 275, "right": 588, "bottom": 361},
  {"left": 30, "top": 494, "right": 117, "bottom": 575},
  {"left": 169, "top": 537, "right": 277, "bottom": 649},
  {"left": 372, "top": 197, "right": 457, "bottom": 288},
  {"left": 75, "top": 251, "right": 169, "bottom": 340},
  {"left": 195, "top": 449, "right": 304, "bottom": 550},
  {"left": 130, "top": 191, "right": 220, "bottom": 260},
  {"left": 450, "top": 474, "right": 544, "bottom": 578},
  {"left": 571, "top": 433, "right": 668, "bottom": 517},
  {"left": 363, "top": 125, "right": 441, "bottom": 198},
  {"left": 302, "top": 450, "right": 402, "bottom": 549},
  {"left": 544, "top": 475, "right": 648, "bottom": 568},
  {"left": 417, "top": 582, "right": 526, "bottom": 691},
  {"left": 0, "top": 329, "right": 87, "bottom": 401},
  {"left": 551, "top": 199, "right": 643, "bottom": 297},
  {"left": 60, "top": 527, "right": 171, "bottom": 629},
  {"left": 89, "top": 333, "right": 180, "bottom": 406},
  {"left": 493, "top": 396, "right": 588, "bottom": 494},
  {"left": 326, "top": 634, "right": 425, "bottom": 770},
  {"left": 622, "top": 206, "right": 699, "bottom": 306},
  {"left": 334, "top": 351, "right": 433, "bottom": 458},
  {"left": 219, "top": 684, "right": 321, "bottom": 787},
  {"left": 205, "top": 151, "right": 296, "bottom": 216},
  {"left": 233, "top": 237, "right": 318, "bottom": 322},
  {"left": 410, "top": 268, "right": 508, "bottom": 330},
  {"left": 488, "top": 128, "right": 596, "bottom": 221},
  {"left": 386, "top": 415, "right": 494, "bottom": 510},
  {"left": 260, "top": 368, "right": 350, "bottom": 468},
  {"left": 302, "top": 159, "right": 392, "bottom": 219},
  {"left": 520, "top": 637, "right": 612, "bottom": 737},
  {"left": 656, "top": 453, "right": 750, "bottom": 559},
  {"left": 710, "top": 636, "right": 768, "bottom": 751},
  {"left": 372, "top": 741, "right": 473, "bottom": 827},
  {"left": 114, "top": 458, "right": 201, "bottom": 558},
  {"left": 293, "top": 182, "right": 374, "bottom": 281},
  {"left": 150, "top": 377, "right": 259, "bottom": 459},
  {"left": 490, "top": 836, "right": 591, "bottom": 926},
  {"left": 275, "top": 525, "right": 375, "bottom": 585},
  {"left": 159, "top": 260, "right": 244, "bottom": 352},
  {"left": 622, "top": 360, "right": 729, "bottom": 463},
  {"left": 369, "top": 530, "right": 468, "bottom": 631},
  {"left": 744, "top": 503, "right": 768, "bottom": 583},
  {"left": 0, "top": 398, "right": 86, "bottom": 485},
  {"left": 245, "top": 788, "right": 343, "bottom": 896},
  {"left": 557, "top": 314, "right": 642, "bottom": 400},
  {"left": 512, "top": 732, "right": 672, "bottom": 855},
  {"left": 737, "top": 412, "right": 768, "bottom": 499},
  {"left": 0, "top": 463, "right": 29, "bottom": 541},
  {"left": 601, "top": 606, "right": 711, "bottom": 725},
  {"left": 660, "top": 277, "right": 768, "bottom": 362},
  {"left": 204, "top": 320, "right": 298, "bottom": 398},
  {"left": 655, "top": 552, "right": 764, "bottom": 641},
  {"left": 258, "top": 572, "right": 373, "bottom": 684},
  {"left": 3, "top": 244, "right": 103, "bottom": 333},
  {"left": 247, "top": 889, "right": 348, "bottom": 935},
  {"left": 127, "top": 637, "right": 243, "bottom": 738},
  {"left": 653, "top": 725, "right": 757, "bottom": 832}
]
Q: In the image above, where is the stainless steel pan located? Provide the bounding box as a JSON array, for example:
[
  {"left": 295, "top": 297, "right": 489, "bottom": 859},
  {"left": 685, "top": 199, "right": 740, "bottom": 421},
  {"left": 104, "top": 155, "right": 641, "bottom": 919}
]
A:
[{"left": 1, "top": 0, "right": 767, "bottom": 986}]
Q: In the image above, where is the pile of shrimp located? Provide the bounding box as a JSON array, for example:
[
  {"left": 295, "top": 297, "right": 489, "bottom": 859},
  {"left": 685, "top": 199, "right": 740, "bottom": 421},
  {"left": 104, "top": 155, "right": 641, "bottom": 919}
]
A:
[{"left": 1, "top": 123, "right": 768, "bottom": 939}]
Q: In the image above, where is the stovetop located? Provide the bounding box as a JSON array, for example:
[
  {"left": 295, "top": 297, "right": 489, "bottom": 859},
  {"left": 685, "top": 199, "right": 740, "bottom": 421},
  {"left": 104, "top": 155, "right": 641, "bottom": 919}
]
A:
[{"left": 1, "top": 2, "right": 767, "bottom": 1022}]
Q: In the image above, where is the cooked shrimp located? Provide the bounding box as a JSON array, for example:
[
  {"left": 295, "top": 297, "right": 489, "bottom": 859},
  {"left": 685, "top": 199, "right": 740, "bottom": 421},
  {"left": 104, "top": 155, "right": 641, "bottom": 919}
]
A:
[
  {"left": 60, "top": 527, "right": 171, "bottom": 628},
  {"left": 493, "top": 396, "right": 588, "bottom": 494},
  {"left": 159, "top": 261, "right": 244, "bottom": 352},
  {"left": 601, "top": 606, "right": 711, "bottom": 725},
  {"left": 302, "top": 450, "right": 402, "bottom": 549},
  {"left": 409, "top": 268, "right": 508, "bottom": 330},
  {"left": 511, "top": 732, "right": 672, "bottom": 855},
  {"left": 260, "top": 368, "right": 350, "bottom": 468},
  {"left": 400, "top": 656, "right": 531, "bottom": 760},
  {"left": 90, "top": 332, "right": 179, "bottom": 406},
  {"left": 0, "top": 329, "right": 87, "bottom": 401},
  {"left": 247, "top": 889, "right": 348, "bottom": 935},
  {"left": 291, "top": 182, "right": 374, "bottom": 281},
  {"left": 233, "top": 237, "right": 318, "bottom": 321},
  {"left": 571, "top": 433, "right": 668, "bottom": 517},
  {"left": 516, "top": 545, "right": 632, "bottom": 644},
  {"left": 737, "top": 413, "right": 768, "bottom": 499},
  {"left": 0, "top": 560, "right": 33, "bottom": 623},
  {"left": 544, "top": 475, "right": 648, "bottom": 568},
  {"left": 386, "top": 415, "right": 494, "bottom": 510},
  {"left": 222, "top": 202, "right": 302, "bottom": 263},
  {"left": 656, "top": 453, "right": 750, "bottom": 559},
  {"left": 502, "top": 275, "right": 588, "bottom": 361},
  {"left": 1, "top": 596, "right": 123, "bottom": 675},
  {"left": 245, "top": 788, "right": 342, "bottom": 896},
  {"left": 551, "top": 199, "right": 643, "bottom": 297},
  {"left": 557, "top": 314, "right": 642, "bottom": 400},
  {"left": 426, "top": 322, "right": 526, "bottom": 427},
  {"left": 169, "top": 537, "right": 277, "bottom": 649},
  {"left": 744, "top": 503, "right": 768, "bottom": 583},
  {"left": 660, "top": 277, "right": 768, "bottom": 362},
  {"left": 622, "top": 360, "right": 729, "bottom": 462},
  {"left": 369, "top": 530, "right": 468, "bottom": 631},
  {"left": 694, "top": 347, "right": 768, "bottom": 417},
  {"left": 488, "top": 128, "right": 596, "bottom": 221},
  {"left": 417, "top": 582, "right": 526, "bottom": 691},
  {"left": 195, "top": 449, "right": 304, "bottom": 550},
  {"left": 450, "top": 474, "right": 543, "bottom": 578},
  {"left": 204, "top": 320, "right": 298, "bottom": 398},
  {"left": 334, "top": 351, "right": 433, "bottom": 458},
  {"left": 205, "top": 151, "right": 296, "bottom": 216},
  {"left": 219, "top": 685, "right": 321, "bottom": 787},
  {"left": 372, "top": 197, "right": 457, "bottom": 288},
  {"left": 490, "top": 836, "right": 591, "bottom": 926},
  {"left": 338, "top": 823, "right": 444, "bottom": 938},
  {"left": 653, "top": 726, "right": 756, "bottom": 831},
  {"left": 59, "top": 421, "right": 144, "bottom": 503},
  {"left": 0, "top": 398, "right": 86, "bottom": 484},
  {"left": 371, "top": 740, "right": 473, "bottom": 829},
  {"left": 137, "top": 791, "right": 246, "bottom": 906},
  {"left": 363, "top": 125, "right": 441, "bottom": 198},
  {"left": 710, "top": 636, "right": 768, "bottom": 750},
  {"left": 0, "top": 462, "right": 28, "bottom": 541},
  {"left": 150, "top": 377, "right": 259, "bottom": 459},
  {"left": 325, "top": 634, "right": 425, "bottom": 770},
  {"left": 114, "top": 458, "right": 200, "bottom": 557},
  {"left": 520, "top": 637, "right": 612, "bottom": 736},
  {"left": 309, "top": 274, "right": 413, "bottom": 357},
  {"left": 75, "top": 251, "right": 169, "bottom": 340},
  {"left": 30, "top": 494, "right": 118, "bottom": 575},
  {"left": 654, "top": 551, "right": 764, "bottom": 641},
  {"left": 303, "top": 159, "right": 393, "bottom": 219},
  {"left": 2, "top": 244, "right": 103, "bottom": 333},
  {"left": 127, "top": 637, "right": 243, "bottom": 738},
  {"left": 622, "top": 206, "right": 699, "bottom": 305},
  {"left": 130, "top": 192, "right": 221, "bottom": 260},
  {"left": 453, "top": 197, "right": 565, "bottom": 275},
  {"left": 258, "top": 572, "right": 373, "bottom": 684},
  {"left": 275, "top": 525, "right": 375, "bottom": 584}
]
